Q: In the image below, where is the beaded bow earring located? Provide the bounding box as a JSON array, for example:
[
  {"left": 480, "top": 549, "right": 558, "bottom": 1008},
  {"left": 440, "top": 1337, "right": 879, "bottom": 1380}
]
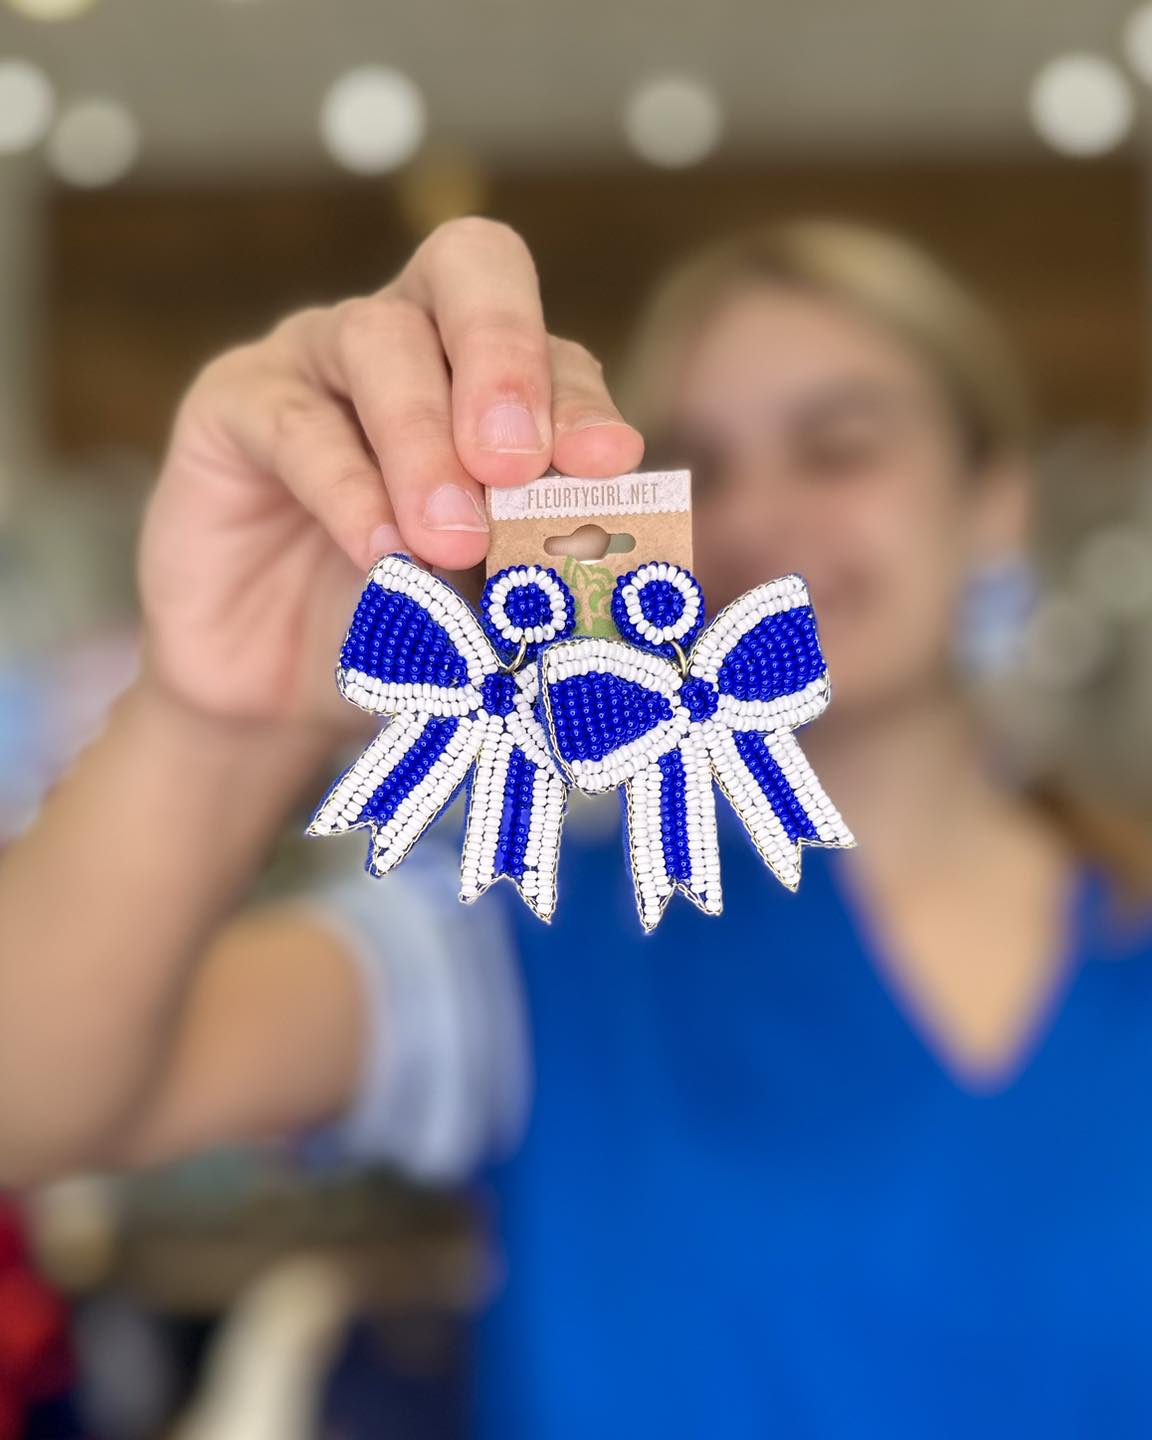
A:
[
  {"left": 538, "top": 562, "right": 855, "bottom": 930},
  {"left": 308, "top": 554, "right": 575, "bottom": 921}
]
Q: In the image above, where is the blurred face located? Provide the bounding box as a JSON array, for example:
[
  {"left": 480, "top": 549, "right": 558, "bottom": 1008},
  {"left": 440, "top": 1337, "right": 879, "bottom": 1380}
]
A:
[{"left": 654, "top": 285, "right": 1024, "bottom": 717}]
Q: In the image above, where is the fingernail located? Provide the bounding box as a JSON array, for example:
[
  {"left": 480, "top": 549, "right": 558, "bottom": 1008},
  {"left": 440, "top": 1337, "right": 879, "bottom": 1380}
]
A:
[
  {"left": 422, "top": 484, "right": 489, "bottom": 532},
  {"left": 477, "top": 401, "right": 545, "bottom": 453},
  {"left": 367, "top": 523, "right": 404, "bottom": 561}
]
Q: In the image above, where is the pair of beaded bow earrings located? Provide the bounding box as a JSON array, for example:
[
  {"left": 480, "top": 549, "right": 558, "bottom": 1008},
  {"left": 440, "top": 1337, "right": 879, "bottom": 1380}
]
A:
[{"left": 308, "top": 552, "right": 853, "bottom": 931}]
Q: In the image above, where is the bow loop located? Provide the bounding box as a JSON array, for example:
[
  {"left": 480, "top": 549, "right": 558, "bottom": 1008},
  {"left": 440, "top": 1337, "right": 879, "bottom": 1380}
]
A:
[
  {"left": 337, "top": 553, "right": 495, "bottom": 718},
  {"left": 539, "top": 638, "right": 691, "bottom": 793},
  {"left": 688, "top": 574, "right": 831, "bottom": 732}
]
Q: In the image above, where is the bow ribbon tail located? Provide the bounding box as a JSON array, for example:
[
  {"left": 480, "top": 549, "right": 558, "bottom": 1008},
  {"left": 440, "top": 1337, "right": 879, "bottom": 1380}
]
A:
[
  {"left": 624, "top": 732, "right": 722, "bottom": 932},
  {"left": 460, "top": 720, "right": 567, "bottom": 921},
  {"left": 308, "top": 711, "right": 481, "bottom": 876},
  {"left": 706, "top": 725, "right": 854, "bottom": 888}
]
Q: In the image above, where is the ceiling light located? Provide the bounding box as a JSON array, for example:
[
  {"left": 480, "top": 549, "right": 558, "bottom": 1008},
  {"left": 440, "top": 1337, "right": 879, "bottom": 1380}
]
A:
[
  {"left": 1029, "top": 53, "right": 1133, "bottom": 156},
  {"left": 5, "top": 0, "right": 97, "bottom": 19},
  {"left": 1124, "top": 4, "right": 1152, "bottom": 84},
  {"left": 320, "top": 65, "right": 426, "bottom": 175},
  {"left": 47, "top": 97, "right": 139, "bottom": 186},
  {"left": 0, "top": 58, "right": 53, "bottom": 153},
  {"left": 623, "top": 74, "right": 723, "bottom": 168}
]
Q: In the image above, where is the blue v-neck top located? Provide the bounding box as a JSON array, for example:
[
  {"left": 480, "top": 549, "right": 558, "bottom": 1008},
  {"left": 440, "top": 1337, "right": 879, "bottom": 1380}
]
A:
[{"left": 462, "top": 813, "right": 1152, "bottom": 1439}]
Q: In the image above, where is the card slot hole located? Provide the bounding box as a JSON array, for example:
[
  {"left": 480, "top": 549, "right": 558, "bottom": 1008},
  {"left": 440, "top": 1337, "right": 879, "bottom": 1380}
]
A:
[{"left": 542, "top": 524, "right": 636, "bottom": 563}]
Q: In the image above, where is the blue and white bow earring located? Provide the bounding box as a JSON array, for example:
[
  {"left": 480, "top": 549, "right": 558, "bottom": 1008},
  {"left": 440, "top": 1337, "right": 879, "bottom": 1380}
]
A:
[
  {"left": 308, "top": 554, "right": 575, "bottom": 920},
  {"left": 539, "top": 562, "right": 855, "bottom": 930}
]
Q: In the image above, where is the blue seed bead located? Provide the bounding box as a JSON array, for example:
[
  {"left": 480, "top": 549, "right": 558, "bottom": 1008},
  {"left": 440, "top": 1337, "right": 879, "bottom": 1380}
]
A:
[
  {"left": 610, "top": 565, "right": 706, "bottom": 659},
  {"left": 341, "top": 581, "right": 468, "bottom": 688},
  {"left": 493, "top": 744, "right": 536, "bottom": 879},
  {"left": 359, "top": 716, "right": 459, "bottom": 825},
  {"left": 679, "top": 676, "right": 719, "bottom": 722},
  {"left": 638, "top": 579, "right": 686, "bottom": 628},
  {"left": 657, "top": 747, "right": 692, "bottom": 882},
  {"left": 730, "top": 730, "right": 819, "bottom": 843},
  {"left": 480, "top": 565, "right": 576, "bottom": 663},
  {"left": 481, "top": 670, "right": 518, "bottom": 718},
  {"left": 548, "top": 672, "right": 673, "bottom": 764},
  {"left": 716, "top": 606, "right": 824, "bottom": 703},
  {"left": 504, "top": 583, "right": 553, "bottom": 629}
]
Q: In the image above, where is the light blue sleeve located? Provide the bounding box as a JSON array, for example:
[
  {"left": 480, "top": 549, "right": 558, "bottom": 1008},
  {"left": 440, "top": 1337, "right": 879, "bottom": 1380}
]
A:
[{"left": 297, "top": 839, "right": 531, "bottom": 1186}]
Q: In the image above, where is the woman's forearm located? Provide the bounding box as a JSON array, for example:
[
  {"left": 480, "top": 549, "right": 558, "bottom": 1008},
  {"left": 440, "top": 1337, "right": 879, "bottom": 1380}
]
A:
[{"left": 0, "top": 674, "right": 335, "bottom": 1183}]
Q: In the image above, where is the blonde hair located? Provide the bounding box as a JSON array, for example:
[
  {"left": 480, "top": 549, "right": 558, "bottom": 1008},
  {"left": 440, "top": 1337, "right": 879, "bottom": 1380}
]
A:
[{"left": 616, "top": 217, "right": 1032, "bottom": 471}]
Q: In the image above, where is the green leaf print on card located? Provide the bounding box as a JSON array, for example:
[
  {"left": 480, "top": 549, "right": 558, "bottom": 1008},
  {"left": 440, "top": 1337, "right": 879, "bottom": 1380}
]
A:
[{"left": 560, "top": 555, "right": 619, "bottom": 638}]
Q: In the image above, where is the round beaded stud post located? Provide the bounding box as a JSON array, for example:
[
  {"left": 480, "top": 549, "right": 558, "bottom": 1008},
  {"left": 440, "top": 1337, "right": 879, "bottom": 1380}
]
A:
[
  {"left": 611, "top": 563, "right": 706, "bottom": 667},
  {"left": 481, "top": 565, "right": 576, "bottom": 667}
]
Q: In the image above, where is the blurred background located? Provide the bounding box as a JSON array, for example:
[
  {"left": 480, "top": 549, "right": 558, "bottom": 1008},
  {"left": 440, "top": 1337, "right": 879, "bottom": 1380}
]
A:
[{"left": 2, "top": 0, "right": 1152, "bottom": 1435}]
